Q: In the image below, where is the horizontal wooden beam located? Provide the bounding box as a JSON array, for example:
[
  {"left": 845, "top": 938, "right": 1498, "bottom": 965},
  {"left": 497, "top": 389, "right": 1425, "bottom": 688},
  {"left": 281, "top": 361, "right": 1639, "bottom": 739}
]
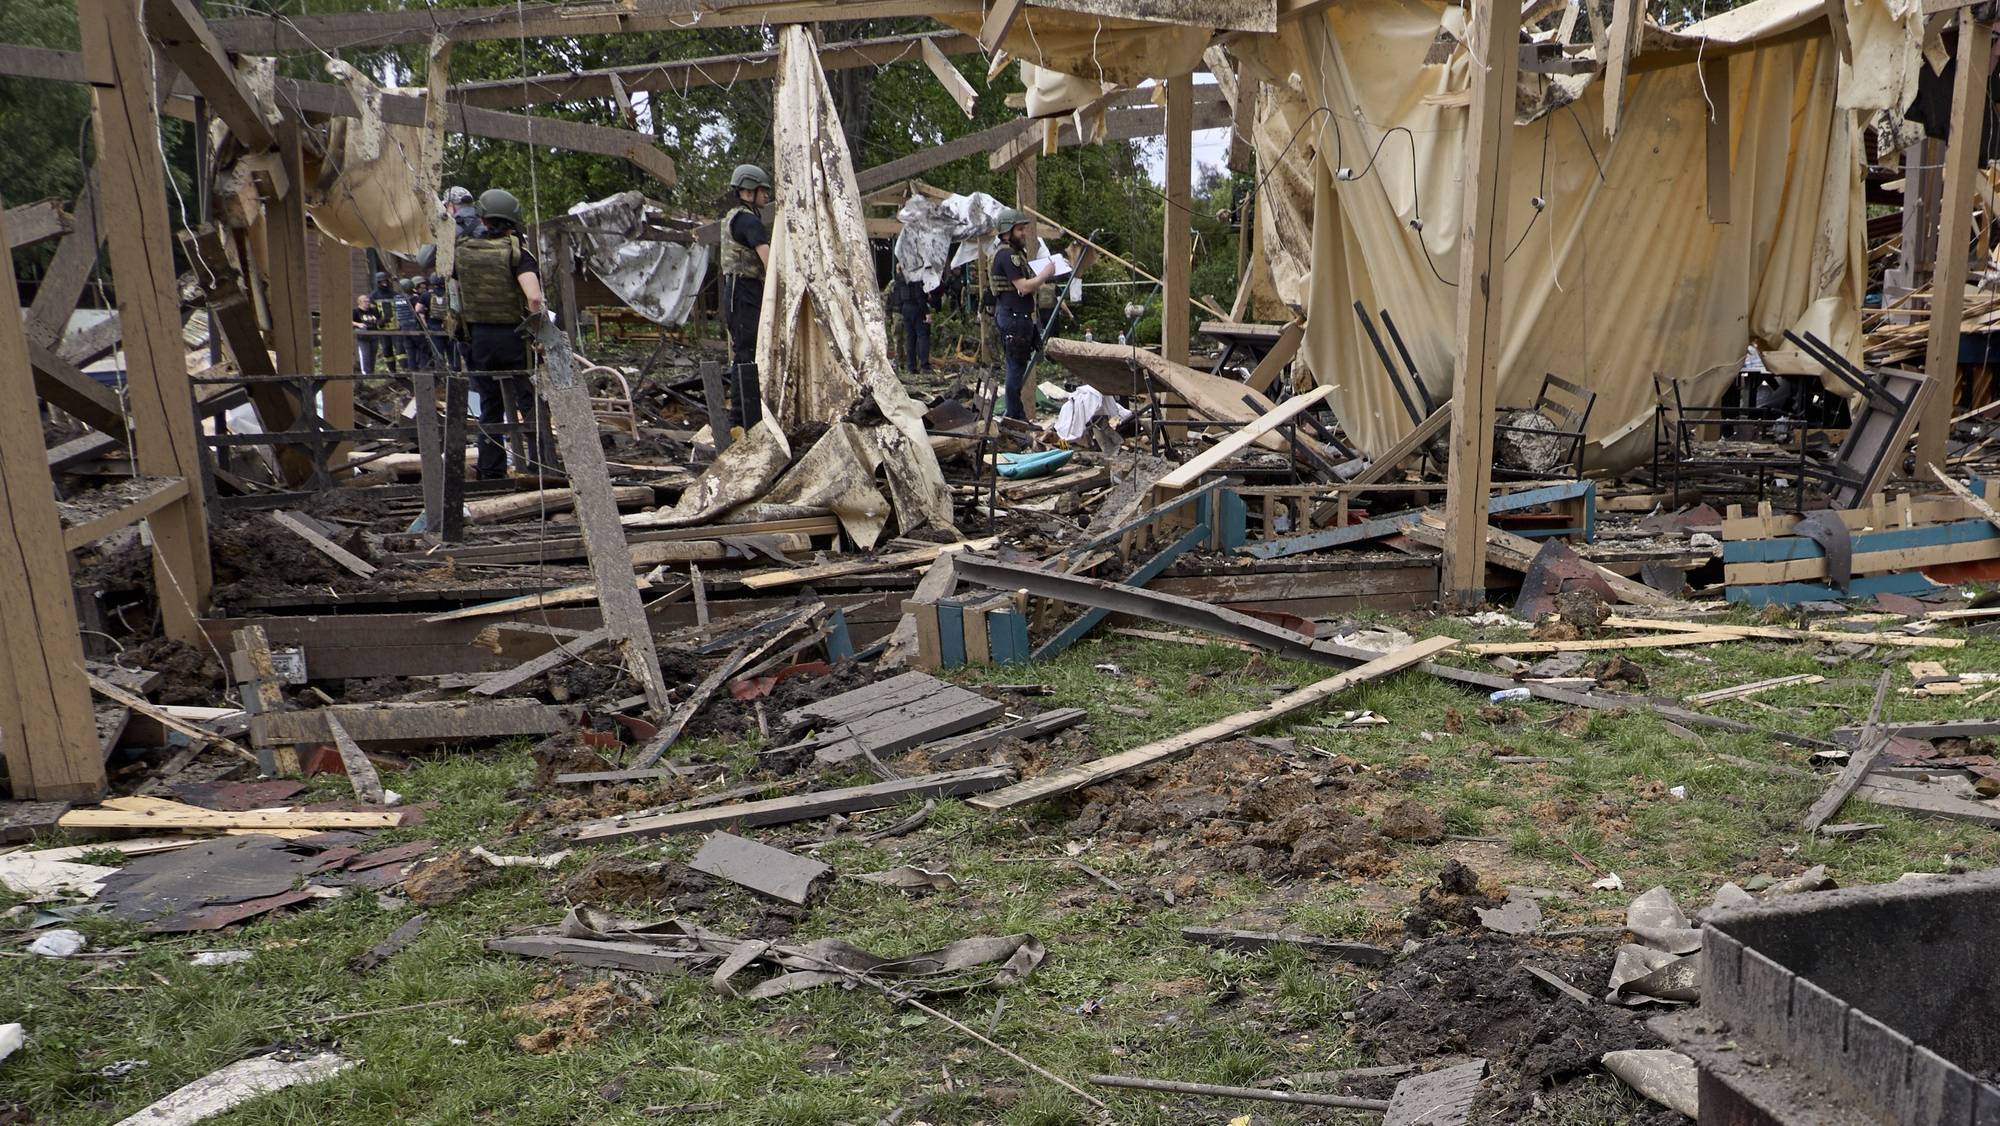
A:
[
  {"left": 206, "top": 0, "right": 978, "bottom": 53},
  {"left": 249, "top": 699, "right": 560, "bottom": 746},
  {"left": 60, "top": 475, "right": 191, "bottom": 551},
  {"left": 856, "top": 117, "right": 1033, "bottom": 193},
  {"left": 990, "top": 86, "right": 1231, "bottom": 172},
  {"left": 0, "top": 45, "right": 676, "bottom": 186},
  {"left": 453, "top": 29, "right": 977, "bottom": 109},
  {"left": 4, "top": 199, "right": 69, "bottom": 248}
]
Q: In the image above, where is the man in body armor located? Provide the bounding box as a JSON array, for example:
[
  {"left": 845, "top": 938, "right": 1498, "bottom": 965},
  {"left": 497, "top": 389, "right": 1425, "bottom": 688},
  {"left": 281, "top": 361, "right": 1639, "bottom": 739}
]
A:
[
  {"left": 391, "top": 278, "right": 428, "bottom": 373},
  {"left": 361, "top": 270, "right": 396, "bottom": 373},
  {"left": 719, "top": 164, "right": 773, "bottom": 431},
  {"left": 454, "top": 188, "right": 551, "bottom": 480},
  {"left": 988, "top": 208, "right": 1058, "bottom": 421}
]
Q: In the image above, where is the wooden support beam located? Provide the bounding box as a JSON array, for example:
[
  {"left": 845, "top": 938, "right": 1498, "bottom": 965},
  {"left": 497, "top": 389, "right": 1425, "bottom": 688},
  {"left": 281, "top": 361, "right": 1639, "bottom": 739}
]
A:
[
  {"left": 24, "top": 172, "right": 102, "bottom": 346},
  {"left": 318, "top": 230, "right": 356, "bottom": 438},
  {"left": 453, "top": 30, "right": 977, "bottom": 109},
  {"left": 265, "top": 121, "right": 314, "bottom": 381},
  {"left": 60, "top": 476, "right": 191, "bottom": 551},
  {"left": 1702, "top": 54, "right": 1731, "bottom": 224},
  {"left": 1244, "top": 320, "right": 1304, "bottom": 394},
  {"left": 26, "top": 337, "right": 128, "bottom": 441},
  {"left": 142, "top": 0, "right": 276, "bottom": 151},
  {"left": 988, "top": 87, "right": 1231, "bottom": 173},
  {"left": 1163, "top": 76, "right": 1193, "bottom": 368},
  {"left": 1158, "top": 385, "right": 1335, "bottom": 490},
  {"left": 1441, "top": 0, "right": 1522, "bottom": 608},
  {"left": 1602, "top": 0, "right": 1640, "bottom": 140},
  {"left": 249, "top": 700, "right": 558, "bottom": 746},
  {"left": 207, "top": 0, "right": 977, "bottom": 52},
  {"left": 81, "top": 0, "right": 213, "bottom": 641},
  {"left": 4, "top": 199, "right": 69, "bottom": 249},
  {"left": 1917, "top": 14, "right": 1992, "bottom": 471},
  {"left": 980, "top": 0, "right": 1026, "bottom": 51},
  {"left": 528, "top": 317, "right": 671, "bottom": 713},
  {"left": 921, "top": 36, "right": 977, "bottom": 116},
  {"left": 570, "top": 765, "right": 1016, "bottom": 842},
  {"left": 0, "top": 199, "right": 105, "bottom": 802},
  {"left": 861, "top": 118, "right": 1034, "bottom": 192}
]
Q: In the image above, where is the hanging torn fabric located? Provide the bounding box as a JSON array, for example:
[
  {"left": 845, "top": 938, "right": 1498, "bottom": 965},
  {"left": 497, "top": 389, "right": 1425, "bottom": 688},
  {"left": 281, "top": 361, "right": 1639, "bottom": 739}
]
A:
[
  {"left": 567, "top": 191, "right": 709, "bottom": 326},
  {"left": 894, "top": 190, "right": 1008, "bottom": 293},
  {"left": 307, "top": 46, "right": 449, "bottom": 253},
  {"left": 760, "top": 25, "right": 955, "bottom": 536}
]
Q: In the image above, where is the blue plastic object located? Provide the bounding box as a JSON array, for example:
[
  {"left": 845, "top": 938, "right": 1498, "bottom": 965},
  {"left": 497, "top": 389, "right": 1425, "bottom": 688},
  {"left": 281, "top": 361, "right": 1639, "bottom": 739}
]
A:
[{"left": 996, "top": 449, "right": 1073, "bottom": 480}]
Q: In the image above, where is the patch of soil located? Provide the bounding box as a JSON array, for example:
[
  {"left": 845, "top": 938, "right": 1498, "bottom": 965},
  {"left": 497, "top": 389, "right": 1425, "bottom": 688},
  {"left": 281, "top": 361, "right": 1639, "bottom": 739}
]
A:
[
  {"left": 125, "top": 638, "right": 223, "bottom": 705},
  {"left": 402, "top": 849, "right": 504, "bottom": 906},
  {"left": 1377, "top": 798, "right": 1446, "bottom": 843},
  {"left": 1586, "top": 654, "right": 1649, "bottom": 690},
  {"left": 557, "top": 856, "right": 705, "bottom": 906},
  {"left": 1552, "top": 589, "right": 1610, "bottom": 632},
  {"left": 542, "top": 661, "right": 637, "bottom": 705},
  {"left": 1405, "top": 860, "right": 1506, "bottom": 936},
  {"left": 208, "top": 517, "right": 355, "bottom": 603},
  {"left": 1064, "top": 740, "right": 1394, "bottom": 879},
  {"left": 1358, "top": 932, "right": 1675, "bottom": 1124},
  {"left": 506, "top": 978, "right": 642, "bottom": 1054},
  {"left": 706, "top": 660, "right": 875, "bottom": 742}
]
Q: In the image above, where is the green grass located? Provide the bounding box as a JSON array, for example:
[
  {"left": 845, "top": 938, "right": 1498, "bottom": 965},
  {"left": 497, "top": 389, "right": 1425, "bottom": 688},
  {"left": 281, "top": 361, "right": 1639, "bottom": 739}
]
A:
[{"left": 5, "top": 608, "right": 1999, "bottom": 1123}]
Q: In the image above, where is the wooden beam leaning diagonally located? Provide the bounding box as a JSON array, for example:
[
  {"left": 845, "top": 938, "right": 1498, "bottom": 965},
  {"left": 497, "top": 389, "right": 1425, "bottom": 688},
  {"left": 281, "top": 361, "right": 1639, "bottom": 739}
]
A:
[
  {"left": 3, "top": 199, "right": 70, "bottom": 249},
  {"left": 25, "top": 170, "right": 103, "bottom": 347},
  {"left": 142, "top": 0, "right": 276, "bottom": 151},
  {"left": 80, "top": 0, "right": 214, "bottom": 640},
  {"left": 26, "top": 337, "right": 128, "bottom": 442},
  {"left": 0, "top": 199, "right": 105, "bottom": 802},
  {"left": 527, "top": 316, "right": 671, "bottom": 714},
  {"left": 1917, "top": 13, "right": 1993, "bottom": 471},
  {"left": 980, "top": 0, "right": 1027, "bottom": 51},
  {"left": 968, "top": 637, "right": 1459, "bottom": 809},
  {"left": 1157, "top": 385, "right": 1335, "bottom": 490},
  {"left": 1441, "top": 0, "right": 1522, "bottom": 608},
  {"left": 921, "top": 36, "right": 978, "bottom": 116}
]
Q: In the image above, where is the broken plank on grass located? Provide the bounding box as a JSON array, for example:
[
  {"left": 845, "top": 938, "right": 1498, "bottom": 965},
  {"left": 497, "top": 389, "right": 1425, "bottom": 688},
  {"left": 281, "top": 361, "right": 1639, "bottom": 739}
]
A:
[
  {"left": 350, "top": 912, "right": 427, "bottom": 973},
  {"left": 630, "top": 645, "right": 752, "bottom": 768},
  {"left": 1685, "top": 673, "right": 1826, "bottom": 706},
  {"left": 1463, "top": 630, "right": 1745, "bottom": 656},
  {"left": 1382, "top": 1059, "right": 1487, "bottom": 1126},
  {"left": 105, "top": 1052, "right": 355, "bottom": 1126},
  {"left": 420, "top": 577, "right": 650, "bottom": 623},
  {"left": 250, "top": 700, "right": 558, "bottom": 747},
  {"left": 968, "top": 636, "right": 1456, "bottom": 810},
  {"left": 1851, "top": 772, "right": 2000, "bottom": 827},
  {"left": 269, "top": 510, "right": 376, "bottom": 578},
  {"left": 907, "top": 708, "right": 1088, "bottom": 760},
  {"left": 486, "top": 935, "right": 712, "bottom": 973},
  {"left": 688, "top": 831, "right": 831, "bottom": 905},
  {"left": 322, "top": 715, "right": 387, "bottom": 804},
  {"left": 1180, "top": 926, "right": 1391, "bottom": 966},
  {"left": 554, "top": 768, "right": 680, "bottom": 785},
  {"left": 86, "top": 674, "right": 258, "bottom": 765},
  {"left": 568, "top": 765, "right": 1016, "bottom": 843},
  {"left": 59, "top": 806, "right": 403, "bottom": 831},
  {"left": 1600, "top": 616, "right": 1964, "bottom": 649},
  {"left": 738, "top": 537, "right": 997, "bottom": 591},
  {"left": 1802, "top": 669, "right": 1894, "bottom": 833}
]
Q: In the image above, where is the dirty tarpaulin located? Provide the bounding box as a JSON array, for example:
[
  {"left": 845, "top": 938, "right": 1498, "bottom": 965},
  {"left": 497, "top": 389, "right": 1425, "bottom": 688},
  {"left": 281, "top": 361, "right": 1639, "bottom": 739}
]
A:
[
  {"left": 565, "top": 191, "right": 709, "bottom": 326},
  {"left": 759, "top": 26, "right": 954, "bottom": 536},
  {"left": 1272, "top": 0, "right": 1920, "bottom": 469},
  {"left": 307, "top": 36, "right": 452, "bottom": 254},
  {"left": 630, "top": 418, "right": 895, "bottom": 549},
  {"left": 894, "top": 191, "right": 1009, "bottom": 294}
]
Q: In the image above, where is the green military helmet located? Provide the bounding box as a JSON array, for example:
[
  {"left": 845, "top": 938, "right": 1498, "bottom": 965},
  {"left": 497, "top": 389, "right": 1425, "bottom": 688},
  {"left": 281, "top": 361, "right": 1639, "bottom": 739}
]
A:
[
  {"left": 994, "top": 207, "right": 1029, "bottom": 231},
  {"left": 398, "top": 277, "right": 415, "bottom": 293},
  {"left": 476, "top": 188, "right": 524, "bottom": 227},
  {"left": 729, "top": 164, "right": 773, "bottom": 191}
]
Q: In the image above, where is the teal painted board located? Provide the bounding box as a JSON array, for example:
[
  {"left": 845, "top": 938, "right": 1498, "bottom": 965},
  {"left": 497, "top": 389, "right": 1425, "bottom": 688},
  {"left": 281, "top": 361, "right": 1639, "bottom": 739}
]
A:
[
  {"left": 1723, "top": 518, "right": 1999, "bottom": 565},
  {"left": 935, "top": 602, "right": 966, "bottom": 669},
  {"left": 1725, "top": 571, "right": 1942, "bottom": 606}
]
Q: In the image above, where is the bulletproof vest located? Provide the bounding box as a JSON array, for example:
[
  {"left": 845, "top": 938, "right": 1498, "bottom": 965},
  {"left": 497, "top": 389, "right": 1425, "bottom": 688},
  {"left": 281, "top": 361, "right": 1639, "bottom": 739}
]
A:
[
  {"left": 720, "top": 206, "right": 764, "bottom": 280},
  {"left": 391, "top": 294, "right": 419, "bottom": 329},
  {"left": 456, "top": 235, "right": 527, "bottom": 325},
  {"left": 987, "top": 247, "right": 1013, "bottom": 298}
]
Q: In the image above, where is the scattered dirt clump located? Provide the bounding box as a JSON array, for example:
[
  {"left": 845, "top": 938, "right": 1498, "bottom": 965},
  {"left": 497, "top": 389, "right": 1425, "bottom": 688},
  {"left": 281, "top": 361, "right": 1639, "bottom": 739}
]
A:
[
  {"left": 402, "top": 849, "right": 504, "bottom": 906},
  {"left": 507, "top": 978, "right": 643, "bottom": 1054},
  {"left": 1377, "top": 798, "right": 1446, "bottom": 843},
  {"left": 1358, "top": 932, "right": 1675, "bottom": 1124},
  {"left": 1552, "top": 589, "right": 1610, "bottom": 631},
  {"left": 557, "top": 855, "right": 704, "bottom": 906},
  {"left": 125, "top": 638, "right": 223, "bottom": 705},
  {"left": 1405, "top": 860, "right": 1506, "bottom": 936},
  {"left": 1530, "top": 618, "right": 1580, "bottom": 643},
  {"left": 1586, "top": 654, "right": 1649, "bottom": 690}
]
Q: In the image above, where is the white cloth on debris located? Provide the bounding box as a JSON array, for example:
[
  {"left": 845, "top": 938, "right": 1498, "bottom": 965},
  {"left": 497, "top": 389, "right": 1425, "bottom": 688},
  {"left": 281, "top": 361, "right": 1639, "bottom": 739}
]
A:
[
  {"left": 566, "top": 191, "right": 708, "bottom": 326},
  {"left": 895, "top": 191, "right": 1008, "bottom": 293},
  {"left": 1052, "top": 384, "right": 1132, "bottom": 442}
]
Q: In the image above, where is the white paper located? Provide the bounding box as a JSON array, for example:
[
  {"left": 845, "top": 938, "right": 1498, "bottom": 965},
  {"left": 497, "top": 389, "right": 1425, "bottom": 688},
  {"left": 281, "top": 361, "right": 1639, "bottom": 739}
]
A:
[{"left": 1029, "top": 254, "right": 1073, "bottom": 276}]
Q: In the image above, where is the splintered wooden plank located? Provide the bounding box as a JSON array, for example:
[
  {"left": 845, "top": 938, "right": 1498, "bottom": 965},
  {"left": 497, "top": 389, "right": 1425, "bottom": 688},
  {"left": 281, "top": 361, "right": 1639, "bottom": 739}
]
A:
[
  {"left": 1803, "top": 669, "right": 1893, "bottom": 833},
  {"left": 631, "top": 646, "right": 751, "bottom": 768},
  {"left": 1180, "top": 926, "right": 1391, "bottom": 966},
  {"left": 739, "top": 538, "right": 996, "bottom": 591},
  {"left": 1603, "top": 616, "right": 1964, "bottom": 649},
  {"left": 87, "top": 674, "right": 257, "bottom": 765},
  {"left": 59, "top": 805, "right": 402, "bottom": 831},
  {"left": 1852, "top": 773, "right": 2000, "bottom": 826},
  {"left": 421, "top": 578, "right": 649, "bottom": 623},
  {"left": 249, "top": 700, "right": 558, "bottom": 746},
  {"left": 969, "top": 636, "right": 1457, "bottom": 810},
  {"left": 1158, "top": 385, "right": 1335, "bottom": 490},
  {"left": 1383, "top": 1059, "right": 1487, "bottom": 1126},
  {"left": 1685, "top": 674, "right": 1825, "bottom": 705},
  {"left": 568, "top": 765, "right": 1016, "bottom": 842},
  {"left": 805, "top": 690, "right": 1007, "bottom": 763},
  {"left": 269, "top": 510, "right": 376, "bottom": 577},
  {"left": 1464, "top": 630, "right": 1742, "bottom": 656}
]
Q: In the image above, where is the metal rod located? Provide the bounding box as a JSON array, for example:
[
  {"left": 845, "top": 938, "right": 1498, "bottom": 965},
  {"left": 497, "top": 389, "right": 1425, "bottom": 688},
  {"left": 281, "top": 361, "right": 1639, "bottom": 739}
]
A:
[{"left": 1086, "top": 1074, "right": 1390, "bottom": 1111}]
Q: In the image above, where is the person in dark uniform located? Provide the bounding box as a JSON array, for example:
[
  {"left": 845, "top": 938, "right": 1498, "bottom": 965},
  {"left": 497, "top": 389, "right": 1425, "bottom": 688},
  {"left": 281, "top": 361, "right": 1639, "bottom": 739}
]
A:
[
  {"left": 453, "top": 188, "right": 550, "bottom": 480},
  {"left": 361, "top": 270, "right": 396, "bottom": 373},
  {"left": 988, "top": 207, "right": 1058, "bottom": 421},
  {"left": 392, "top": 278, "right": 428, "bottom": 373},
  {"left": 444, "top": 185, "right": 483, "bottom": 239},
  {"left": 720, "top": 163, "right": 773, "bottom": 430},
  {"left": 420, "top": 273, "right": 450, "bottom": 370},
  {"left": 893, "top": 264, "right": 933, "bottom": 375}
]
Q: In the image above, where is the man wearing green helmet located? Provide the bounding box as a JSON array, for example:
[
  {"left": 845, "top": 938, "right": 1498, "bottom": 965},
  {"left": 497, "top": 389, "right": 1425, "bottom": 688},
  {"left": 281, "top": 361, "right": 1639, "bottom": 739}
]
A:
[
  {"left": 719, "top": 163, "right": 773, "bottom": 430},
  {"left": 989, "top": 206, "right": 1059, "bottom": 420},
  {"left": 453, "top": 187, "right": 553, "bottom": 479}
]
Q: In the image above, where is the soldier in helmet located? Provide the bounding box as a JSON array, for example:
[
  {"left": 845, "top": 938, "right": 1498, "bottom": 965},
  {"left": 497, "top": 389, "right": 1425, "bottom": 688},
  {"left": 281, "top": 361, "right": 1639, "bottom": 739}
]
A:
[
  {"left": 362, "top": 270, "right": 396, "bottom": 374},
  {"left": 392, "top": 277, "right": 428, "bottom": 373},
  {"left": 443, "top": 185, "right": 482, "bottom": 240},
  {"left": 720, "top": 163, "right": 773, "bottom": 430},
  {"left": 453, "top": 188, "right": 552, "bottom": 479},
  {"left": 989, "top": 207, "right": 1059, "bottom": 421}
]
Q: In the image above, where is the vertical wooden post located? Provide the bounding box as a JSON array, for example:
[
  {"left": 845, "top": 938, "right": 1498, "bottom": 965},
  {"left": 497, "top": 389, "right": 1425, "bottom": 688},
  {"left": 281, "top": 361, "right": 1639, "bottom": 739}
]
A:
[
  {"left": 1015, "top": 154, "right": 1038, "bottom": 237},
  {"left": 552, "top": 230, "right": 580, "bottom": 336},
  {"left": 319, "top": 230, "right": 355, "bottom": 433},
  {"left": 1917, "top": 15, "right": 1992, "bottom": 472},
  {"left": 266, "top": 120, "right": 313, "bottom": 376},
  {"left": 80, "top": 0, "right": 212, "bottom": 641},
  {"left": 0, "top": 199, "right": 104, "bottom": 801},
  {"left": 1230, "top": 76, "right": 1257, "bottom": 173},
  {"left": 1440, "top": 0, "right": 1522, "bottom": 608},
  {"left": 1163, "top": 76, "right": 1193, "bottom": 367}
]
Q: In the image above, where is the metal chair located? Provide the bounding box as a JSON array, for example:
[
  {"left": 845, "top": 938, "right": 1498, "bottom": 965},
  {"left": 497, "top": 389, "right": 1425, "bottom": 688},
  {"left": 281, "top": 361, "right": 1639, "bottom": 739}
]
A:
[{"left": 1493, "top": 373, "right": 1595, "bottom": 480}]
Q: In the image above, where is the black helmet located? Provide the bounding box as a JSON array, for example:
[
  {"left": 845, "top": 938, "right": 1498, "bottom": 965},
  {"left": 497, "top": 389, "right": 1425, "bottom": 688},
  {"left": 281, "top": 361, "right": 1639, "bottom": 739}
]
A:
[
  {"left": 477, "top": 188, "right": 524, "bottom": 227},
  {"left": 730, "top": 164, "right": 773, "bottom": 191},
  {"left": 373, "top": 271, "right": 389, "bottom": 285},
  {"left": 428, "top": 273, "right": 444, "bottom": 288}
]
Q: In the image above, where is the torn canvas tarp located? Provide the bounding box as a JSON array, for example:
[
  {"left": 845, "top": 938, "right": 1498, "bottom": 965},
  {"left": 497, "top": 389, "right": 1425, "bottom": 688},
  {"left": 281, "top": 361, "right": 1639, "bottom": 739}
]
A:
[
  {"left": 566, "top": 191, "right": 709, "bottom": 326},
  {"left": 894, "top": 191, "right": 1008, "bottom": 293},
  {"left": 1281, "top": 0, "right": 1882, "bottom": 469},
  {"left": 307, "top": 50, "right": 448, "bottom": 253},
  {"left": 761, "top": 26, "right": 954, "bottom": 535}
]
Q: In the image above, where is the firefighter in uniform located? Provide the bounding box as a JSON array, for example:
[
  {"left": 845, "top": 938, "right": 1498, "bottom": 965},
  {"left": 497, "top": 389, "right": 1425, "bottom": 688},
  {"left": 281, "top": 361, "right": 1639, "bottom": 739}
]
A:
[
  {"left": 454, "top": 188, "right": 550, "bottom": 480},
  {"left": 720, "top": 164, "right": 773, "bottom": 430},
  {"left": 989, "top": 208, "right": 1057, "bottom": 421}
]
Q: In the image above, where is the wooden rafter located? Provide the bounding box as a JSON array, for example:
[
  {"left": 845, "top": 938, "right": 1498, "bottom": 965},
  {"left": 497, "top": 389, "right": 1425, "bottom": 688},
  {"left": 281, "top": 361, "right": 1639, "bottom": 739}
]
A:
[{"left": 142, "top": 0, "right": 276, "bottom": 150}]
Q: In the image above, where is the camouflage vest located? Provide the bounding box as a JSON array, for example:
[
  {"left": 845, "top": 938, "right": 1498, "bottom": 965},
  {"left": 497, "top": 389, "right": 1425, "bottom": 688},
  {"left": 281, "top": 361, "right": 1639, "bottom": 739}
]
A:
[
  {"left": 720, "top": 206, "right": 764, "bottom": 280},
  {"left": 456, "top": 234, "right": 527, "bottom": 325}
]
